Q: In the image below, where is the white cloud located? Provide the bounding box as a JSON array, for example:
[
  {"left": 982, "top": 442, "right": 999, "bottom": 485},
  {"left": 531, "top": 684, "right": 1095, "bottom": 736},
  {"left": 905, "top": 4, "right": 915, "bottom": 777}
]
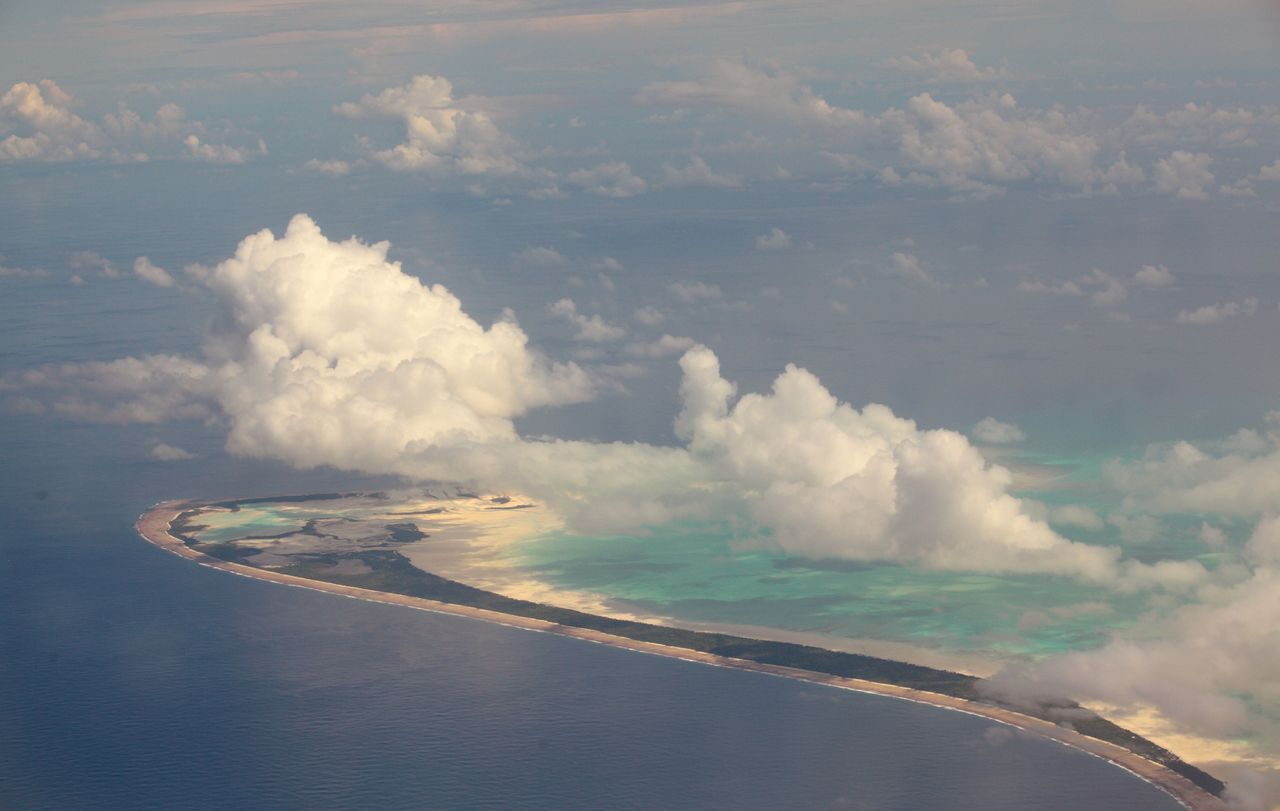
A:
[
  {"left": 1049, "top": 504, "right": 1105, "bottom": 532},
  {"left": 1121, "top": 102, "right": 1280, "bottom": 149},
  {"left": 1084, "top": 268, "right": 1127, "bottom": 308},
  {"left": 633, "top": 305, "right": 666, "bottom": 326},
  {"left": 1108, "top": 419, "right": 1280, "bottom": 517},
  {"left": 11, "top": 216, "right": 1205, "bottom": 591},
  {"left": 877, "top": 93, "right": 1137, "bottom": 196},
  {"left": 635, "top": 62, "right": 1280, "bottom": 199},
  {"left": 567, "top": 161, "right": 647, "bottom": 197},
  {"left": 625, "top": 334, "right": 696, "bottom": 359},
  {"left": 636, "top": 60, "right": 868, "bottom": 129},
  {"left": 6, "top": 215, "right": 593, "bottom": 473},
  {"left": 593, "top": 256, "right": 624, "bottom": 273},
  {"left": 2, "top": 354, "right": 215, "bottom": 424},
  {"left": 1132, "top": 264, "right": 1174, "bottom": 288},
  {"left": 885, "top": 252, "right": 944, "bottom": 289},
  {"left": 184, "top": 134, "right": 261, "bottom": 164},
  {"left": 0, "top": 79, "right": 258, "bottom": 164},
  {"left": 883, "top": 49, "right": 1010, "bottom": 84},
  {"left": 515, "top": 246, "right": 566, "bottom": 267},
  {"left": 304, "top": 158, "right": 352, "bottom": 176},
  {"left": 0, "top": 264, "right": 47, "bottom": 279},
  {"left": 1018, "top": 265, "right": 1174, "bottom": 309},
  {"left": 1153, "top": 150, "right": 1214, "bottom": 200},
  {"left": 987, "top": 562, "right": 1280, "bottom": 780},
  {"left": 67, "top": 251, "right": 120, "bottom": 279},
  {"left": 133, "top": 257, "right": 175, "bottom": 288},
  {"left": 668, "top": 280, "right": 722, "bottom": 303},
  {"left": 1176, "top": 296, "right": 1258, "bottom": 325},
  {"left": 661, "top": 156, "right": 741, "bottom": 189},
  {"left": 1017, "top": 279, "right": 1083, "bottom": 296},
  {"left": 673, "top": 347, "right": 1139, "bottom": 582},
  {"left": 972, "top": 417, "right": 1026, "bottom": 444},
  {"left": 149, "top": 442, "right": 194, "bottom": 461},
  {"left": 755, "top": 227, "right": 791, "bottom": 250},
  {"left": 336, "top": 75, "right": 525, "bottom": 176},
  {"left": 1257, "top": 159, "right": 1280, "bottom": 181},
  {"left": 549, "top": 298, "right": 626, "bottom": 342}
]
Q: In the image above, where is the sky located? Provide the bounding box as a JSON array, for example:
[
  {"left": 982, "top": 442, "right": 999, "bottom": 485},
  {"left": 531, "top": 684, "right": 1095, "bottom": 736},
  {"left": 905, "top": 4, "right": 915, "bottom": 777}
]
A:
[{"left": 3, "top": 0, "right": 1280, "bottom": 807}]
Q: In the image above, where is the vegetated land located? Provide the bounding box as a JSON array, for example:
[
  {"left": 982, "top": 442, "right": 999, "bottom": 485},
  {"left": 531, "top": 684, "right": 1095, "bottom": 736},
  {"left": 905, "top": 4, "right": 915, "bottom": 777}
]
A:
[{"left": 171, "top": 498, "right": 1224, "bottom": 798}]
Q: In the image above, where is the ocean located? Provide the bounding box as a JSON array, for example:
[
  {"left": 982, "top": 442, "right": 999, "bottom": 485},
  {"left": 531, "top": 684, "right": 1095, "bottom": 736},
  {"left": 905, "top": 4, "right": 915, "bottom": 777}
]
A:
[
  {"left": 0, "top": 415, "right": 1186, "bottom": 809},
  {"left": 0, "top": 180, "right": 1189, "bottom": 810}
]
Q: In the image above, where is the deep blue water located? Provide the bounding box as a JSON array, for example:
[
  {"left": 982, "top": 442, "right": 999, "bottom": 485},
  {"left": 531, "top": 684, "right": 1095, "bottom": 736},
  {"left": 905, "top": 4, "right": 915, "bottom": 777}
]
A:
[{"left": 0, "top": 417, "right": 1188, "bottom": 810}]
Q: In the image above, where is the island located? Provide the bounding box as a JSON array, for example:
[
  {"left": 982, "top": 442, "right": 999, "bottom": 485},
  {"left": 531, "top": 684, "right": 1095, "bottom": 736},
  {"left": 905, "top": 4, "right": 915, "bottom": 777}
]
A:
[{"left": 137, "top": 492, "right": 1227, "bottom": 811}]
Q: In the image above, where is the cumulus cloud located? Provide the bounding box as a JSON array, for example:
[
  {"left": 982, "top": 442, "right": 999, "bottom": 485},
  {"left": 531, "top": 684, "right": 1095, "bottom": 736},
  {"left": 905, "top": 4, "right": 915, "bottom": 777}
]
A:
[
  {"left": 0, "top": 79, "right": 259, "bottom": 164},
  {"left": 1176, "top": 296, "right": 1258, "bottom": 325},
  {"left": 1132, "top": 264, "right": 1174, "bottom": 288},
  {"left": 149, "top": 442, "right": 194, "bottom": 461},
  {"left": 7, "top": 215, "right": 594, "bottom": 473},
  {"left": 636, "top": 60, "right": 868, "bottom": 129},
  {"left": 633, "top": 305, "right": 666, "bottom": 326},
  {"left": 644, "top": 67, "right": 1138, "bottom": 196},
  {"left": 567, "top": 161, "right": 647, "bottom": 197},
  {"left": 1083, "top": 268, "right": 1127, "bottom": 308},
  {"left": 1017, "top": 265, "right": 1176, "bottom": 310},
  {"left": 1121, "top": 102, "right": 1280, "bottom": 149},
  {"left": 625, "top": 334, "right": 696, "bottom": 359},
  {"left": 1154, "top": 150, "right": 1215, "bottom": 199},
  {"left": 10, "top": 216, "right": 1206, "bottom": 593},
  {"left": 0, "top": 264, "right": 47, "bottom": 279},
  {"left": 987, "top": 562, "right": 1280, "bottom": 787},
  {"left": 884, "top": 252, "right": 944, "bottom": 289},
  {"left": 972, "top": 417, "right": 1026, "bottom": 444},
  {"left": 515, "top": 246, "right": 566, "bottom": 268},
  {"left": 1108, "top": 417, "right": 1280, "bottom": 517},
  {"left": 668, "top": 280, "right": 722, "bottom": 303},
  {"left": 1256, "top": 159, "right": 1280, "bottom": 182},
  {"left": 883, "top": 49, "right": 1010, "bottom": 84},
  {"left": 336, "top": 75, "right": 525, "bottom": 176},
  {"left": 68, "top": 251, "right": 120, "bottom": 279},
  {"left": 755, "top": 227, "right": 791, "bottom": 250},
  {"left": 634, "top": 62, "right": 1279, "bottom": 198},
  {"left": 133, "top": 257, "right": 174, "bottom": 288},
  {"left": 673, "top": 347, "right": 1136, "bottom": 581},
  {"left": 1049, "top": 504, "right": 1105, "bottom": 532},
  {"left": 1016, "top": 278, "right": 1083, "bottom": 296},
  {"left": 184, "top": 134, "right": 262, "bottom": 164},
  {"left": 660, "top": 156, "right": 741, "bottom": 189},
  {"left": 549, "top": 298, "right": 626, "bottom": 342},
  {"left": 304, "top": 158, "right": 353, "bottom": 176},
  {"left": 877, "top": 92, "right": 1139, "bottom": 197}
]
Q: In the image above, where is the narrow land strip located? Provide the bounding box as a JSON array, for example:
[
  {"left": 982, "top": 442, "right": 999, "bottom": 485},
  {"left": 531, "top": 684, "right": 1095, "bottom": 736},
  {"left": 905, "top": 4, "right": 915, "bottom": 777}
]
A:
[{"left": 137, "top": 500, "right": 1226, "bottom": 811}]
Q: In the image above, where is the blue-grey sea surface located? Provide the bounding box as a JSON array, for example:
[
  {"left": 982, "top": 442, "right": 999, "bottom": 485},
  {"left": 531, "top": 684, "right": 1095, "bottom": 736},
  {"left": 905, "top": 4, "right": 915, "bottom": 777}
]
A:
[
  {"left": 0, "top": 420, "right": 1186, "bottom": 811},
  {"left": 0, "top": 182, "right": 1191, "bottom": 811}
]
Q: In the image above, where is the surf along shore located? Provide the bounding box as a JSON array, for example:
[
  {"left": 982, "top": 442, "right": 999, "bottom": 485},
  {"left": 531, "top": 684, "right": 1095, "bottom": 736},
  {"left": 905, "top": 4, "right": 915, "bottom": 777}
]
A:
[{"left": 138, "top": 498, "right": 1226, "bottom": 811}]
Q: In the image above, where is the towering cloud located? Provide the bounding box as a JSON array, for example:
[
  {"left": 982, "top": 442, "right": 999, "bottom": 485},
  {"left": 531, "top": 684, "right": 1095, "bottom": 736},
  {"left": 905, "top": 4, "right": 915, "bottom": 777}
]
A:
[
  {"left": 8, "top": 216, "right": 1186, "bottom": 587},
  {"left": 675, "top": 348, "right": 1121, "bottom": 579},
  {"left": 335, "top": 75, "right": 526, "bottom": 176}
]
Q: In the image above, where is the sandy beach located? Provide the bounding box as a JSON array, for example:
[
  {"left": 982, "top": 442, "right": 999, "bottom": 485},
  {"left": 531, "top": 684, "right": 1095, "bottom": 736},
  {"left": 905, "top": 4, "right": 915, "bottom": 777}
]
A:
[{"left": 138, "top": 500, "right": 1226, "bottom": 811}]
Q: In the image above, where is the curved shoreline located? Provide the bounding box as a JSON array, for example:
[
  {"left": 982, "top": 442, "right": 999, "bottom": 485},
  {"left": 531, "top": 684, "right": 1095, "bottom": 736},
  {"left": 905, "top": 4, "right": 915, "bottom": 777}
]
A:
[{"left": 137, "top": 499, "right": 1226, "bottom": 811}]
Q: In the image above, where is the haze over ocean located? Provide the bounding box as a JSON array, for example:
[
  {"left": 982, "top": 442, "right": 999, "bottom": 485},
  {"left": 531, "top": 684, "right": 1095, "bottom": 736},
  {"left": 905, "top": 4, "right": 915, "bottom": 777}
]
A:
[{"left": 3, "top": 1, "right": 1280, "bottom": 808}]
